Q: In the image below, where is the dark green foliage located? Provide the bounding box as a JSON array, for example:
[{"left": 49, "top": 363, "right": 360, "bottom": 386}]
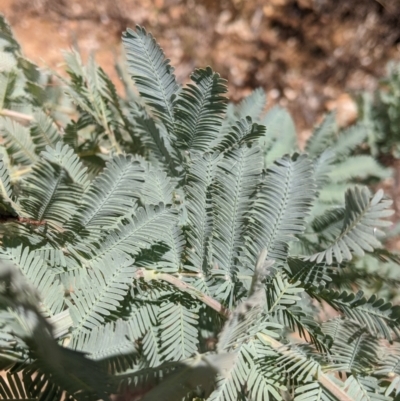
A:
[{"left": 0, "top": 17, "right": 400, "bottom": 401}]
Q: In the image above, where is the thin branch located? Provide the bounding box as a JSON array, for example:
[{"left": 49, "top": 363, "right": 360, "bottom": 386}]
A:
[
  {"left": 135, "top": 269, "right": 230, "bottom": 318},
  {"left": 11, "top": 166, "right": 32, "bottom": 179},
  {"left": 0, "top": 109, "right": 34, "bottom": 122}
]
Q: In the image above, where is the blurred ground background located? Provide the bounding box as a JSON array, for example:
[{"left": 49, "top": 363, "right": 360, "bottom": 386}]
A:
[{"left": 1, "top": 0, "right": 400, "bottom": 141}]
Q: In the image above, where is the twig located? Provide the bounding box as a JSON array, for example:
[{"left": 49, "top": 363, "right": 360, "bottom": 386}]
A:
[
  {"left": 11, "top": 167, "right": 32, "bottom": 179},
  {"left": 136, "top": 269, "right": 230, "bottom": 318},
  {"left": 0, "top": 109, "right": 34, "bottom": 122}
]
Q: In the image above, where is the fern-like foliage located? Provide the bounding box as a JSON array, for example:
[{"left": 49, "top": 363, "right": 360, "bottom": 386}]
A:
[
  {"left": 0, "top": 17, "right": 399, "bottom": 401},
  {"left": 122, "top": 26, "right": 179, "bottom": 137},
  {"left": 1, "top": 117, "right": 38, "bottom": 165},
  {"left": 174, "top": 67, "right": 227, "bottom": 151}
]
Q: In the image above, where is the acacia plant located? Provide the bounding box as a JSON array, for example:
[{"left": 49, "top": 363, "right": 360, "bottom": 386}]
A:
[{"left": 1, "top": 17, "right": 400, "bottom": 401}]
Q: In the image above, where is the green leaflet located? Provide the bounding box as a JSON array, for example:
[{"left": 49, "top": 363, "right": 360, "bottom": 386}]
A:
[
  {"left": 30, "top": 110, "right": 62, "bottom": 153},
  {"left": 174, "top": 67, "right": 227, "bottom": 151},
  {"left": 294, "top": 382, "right": 337, "bottom": 401},
  {"left": 131, "top": 103, "right": 182, "bottom": 176},
  {"left": 136, "top": 157, "right": 174, "bottom": 206},
  {"left": 66, "top": 154, "right": 145, "bottom": 235},
  {"left": 315, "top": 290, "right": 400, "bottom": 341},
  {"left": 235, "top": 88, "right": 266, "bottom": 121},
  {"left": 343, "top": 375, "right": 391, "bottom": 401},
  {"left": 250, "top": 154, "right": 316, "bottom": 263},
  {"left": 41, "top": 142, "right": 89, "bottom": 189},
  {"left": 20, "top": 160, "right": 83, "bottom": 227},
  {"left": 1, "top": 117, "right": 38, "bottom": 165},
  {"left": 305, "top": 112, "right": 337, "bottom": 158},
  {"left": 184, "top": 151, "right": 221, "bottom": 273},
  {"left": 158, "top": 300, "right": 199, "bottom": 362},
  {"left": 0, "top": 243, "right": 64, "bottom": 317},
  {"left": 211, "top": 144, "right": 263, "bottom": 287},
  {"left": 307, "top": 188, "right": 393, "bottom": 264},
  {"left": 0, "top": 70, "right": 25, "bottom": 110},
  {"left": 328, "top": 155, "right": 391, "bottom": 183},
  {"left": 122, "top": 26, "right": 180, "bottom": 137},
  {"left": 323, "top": 319, "right": 378, "bottom": 373},
  {"left": 214, "top": 116, "right": 266, "bottom": 153},
  {"left": 0, "top": 152, "right": 18, "bottom": 215},
  {"left": 74, "top": 320, "right": 137, "bottom": 364},
  {"left": 67, "top": 252, "right": 137, "bottom": 334},
  {"left": 260, "top": 105, "right": 297, "bottom": 167}
]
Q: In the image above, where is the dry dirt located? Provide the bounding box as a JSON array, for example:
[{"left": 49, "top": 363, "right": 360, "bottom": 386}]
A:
[{"left": 1, "top": 0, "right": 400, "bottom": 139}]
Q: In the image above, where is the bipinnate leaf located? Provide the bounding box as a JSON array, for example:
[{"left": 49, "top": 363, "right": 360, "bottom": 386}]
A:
[
  {"left": 174, "top": 66, "right": 227, "bottom": 151},
  {"left": 307, "top": 187, "right": 393, "bottom": 264},
  {"left": 122, "top": 26, "right": 179, "bottom": 136}
]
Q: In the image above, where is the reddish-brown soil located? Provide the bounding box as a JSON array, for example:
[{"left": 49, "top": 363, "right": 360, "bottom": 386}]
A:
[{"left": 2, "top": 0, "right": 400, "bottom": 139}]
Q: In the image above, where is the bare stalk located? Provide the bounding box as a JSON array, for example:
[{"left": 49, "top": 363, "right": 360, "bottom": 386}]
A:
[
  {"left": 0, "top": 109, "right": 34, "bottom": 122},
  {"left": 136, "top": 269, "right": 230, "bottom": 318}
]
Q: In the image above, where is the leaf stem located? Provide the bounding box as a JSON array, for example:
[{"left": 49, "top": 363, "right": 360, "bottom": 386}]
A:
[
  {"left": 135, "top": 269, "right": 230, "bottom": 318},
  {"left": 0, "top": 109, "right": 34, "bottom": 122},
  {"left": 10, "top": 166, "right": 32, "bottom": 179}
]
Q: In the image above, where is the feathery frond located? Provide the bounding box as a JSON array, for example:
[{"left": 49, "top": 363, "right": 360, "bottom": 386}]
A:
[
  {"left": 131, "top": 103, "right": 182, "bottom": 176},
  {"left": 122, "top": 26, "right": 180, "bottom": 135},
  {"left": 67, "top": 252, "right": 136, "bottom": 336},
  {"left": 211, "top": 143, "right": 263, "bottom": 293},
  {"left": 250, "top": 154, "right": 316, "bottom": 262},
  {"left": 0, "top": 243, "right": 64, "bottom": 317},
  {"left": 80, "top": 203, "right": 177, "bottom": 262},
  {"left": 66, "top": 154, "right": 144, "bottom": 235},
  {"left": 324, "top": 319, "right": 378, "bottom": 373},
  {"left": 174, "top": 67, "right": 227, "bottom": 151},
  {"left": 305, "top": 113, "right": 337, "bottom": 158},
  {"left": 308, "top": 188, "right": 393, "bottom": 264},
  {"left": 41, "top": 142, "right": 89, "bottom": 189},
  {"left": 260, "top": 106, "right": 297, "bottom": 167},
  {"left": 235, "top": 88, "right": 266, "bottom": 121},
  {"left": 19, "top": 159, "right": 82, "bottom": 227},
  {"left": 287, "top": 257, "right": 333, "bottom": 287},
  {"left": 158, "top": 299, "right": 199, "bottom": 362},
  {"left": 184, "top": 151, "right": 221, "bottom": 273},
  {"left": 328, "top": 155, "right": 390, "bottom": 182},
  {"left": 213, "top": 116, "right": 266, "bottom": 153},
  {"left": 1, "top": 117, "right": 38, "bottom": 165},
  {"left": 30, "top": 110, "right": 62, "bottom": 153},
  {"left": 329, "top": 123, "right": 368, "bottom": 158},
  {"left": 315, "top": 290, "right": 400, "bottom": 340},
  {"left": 0, "top": 152, "right": 16, "bottom": 213},
  {"left": 138, "top": 162, "right": 174, "bottom": 206}
]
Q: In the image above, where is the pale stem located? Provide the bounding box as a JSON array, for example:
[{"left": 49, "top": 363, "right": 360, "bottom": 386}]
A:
[{"left": 0, "top": 109, "right": 34, "bottom": 122}]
